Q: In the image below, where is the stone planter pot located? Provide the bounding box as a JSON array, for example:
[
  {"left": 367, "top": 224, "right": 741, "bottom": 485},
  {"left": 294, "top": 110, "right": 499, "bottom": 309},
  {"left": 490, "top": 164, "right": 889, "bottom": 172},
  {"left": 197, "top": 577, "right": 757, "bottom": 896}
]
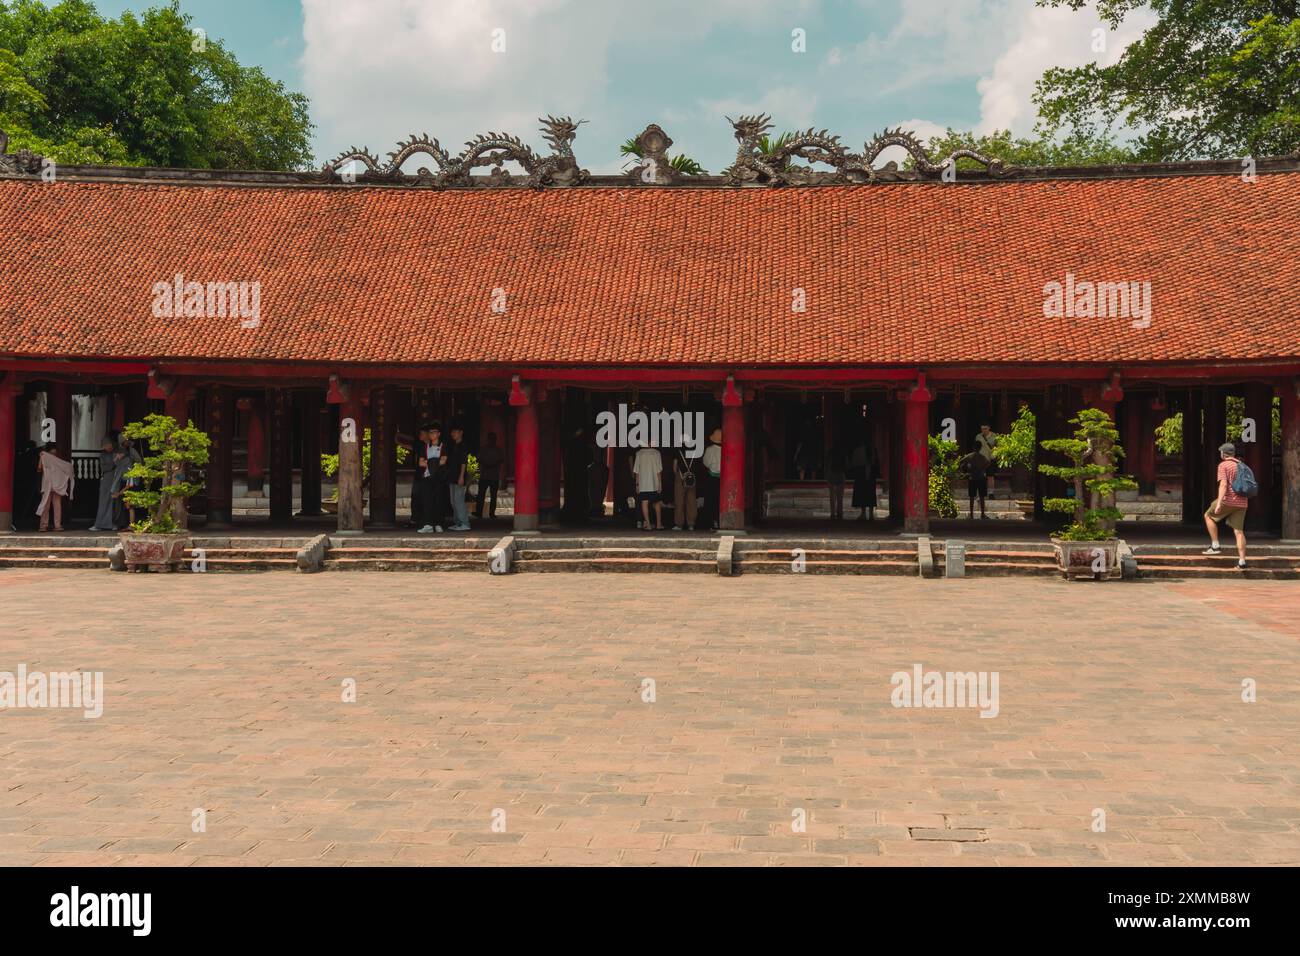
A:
[
  {"left": 1050, "top": 537, "right": 1119, "bottom": 580},
  {"left": 119, "top": 531, "right": 190, "bottom": 572}
]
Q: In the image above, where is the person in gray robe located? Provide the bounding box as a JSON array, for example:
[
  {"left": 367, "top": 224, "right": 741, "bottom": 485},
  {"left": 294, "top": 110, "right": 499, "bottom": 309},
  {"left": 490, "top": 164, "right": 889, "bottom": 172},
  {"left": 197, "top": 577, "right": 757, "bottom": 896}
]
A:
[{"left": 89, "top": 437, "right": 121, "bottom": 531}]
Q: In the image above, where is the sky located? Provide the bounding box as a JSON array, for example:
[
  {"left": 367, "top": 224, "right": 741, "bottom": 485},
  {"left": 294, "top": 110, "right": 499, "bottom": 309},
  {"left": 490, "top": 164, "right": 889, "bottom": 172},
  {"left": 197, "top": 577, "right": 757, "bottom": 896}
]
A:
[{"left": 92, "top": 0, "right": 1154, "bottom": 173}]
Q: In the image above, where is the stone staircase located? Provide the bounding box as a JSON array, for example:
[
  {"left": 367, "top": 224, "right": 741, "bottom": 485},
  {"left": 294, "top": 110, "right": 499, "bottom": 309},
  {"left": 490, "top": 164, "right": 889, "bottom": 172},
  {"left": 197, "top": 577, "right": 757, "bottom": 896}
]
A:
[
  {"left": 322, "top": 537, "right": 496, "bottom": 571},
  {"left": 733, "top": 539, "right": 917, "bottom": 574},
  {"left": 1130, "top": 544, "right": 1300, "bottom": 580},
  {"left": 931, "top": 541, "right": 1062, "bottom": 578},
  {"left": 511, "top": 536, "right": 718, "bottom": 573}
]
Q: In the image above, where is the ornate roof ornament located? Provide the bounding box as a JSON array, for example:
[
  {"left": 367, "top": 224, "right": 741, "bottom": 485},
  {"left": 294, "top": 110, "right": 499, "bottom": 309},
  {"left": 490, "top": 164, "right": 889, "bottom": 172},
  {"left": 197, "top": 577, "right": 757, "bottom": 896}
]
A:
[
  {"left": 722, "top": 115, "right": 1012, "bottom": 185},
  {"left": 624, "top": 124, "right": 682, "bottom": 185},
  {"left": 0, "top": 128, "right": 45, "bottom": 175},
  {"left": 321, "top": 115, "right": 589, "bottom": 188}
]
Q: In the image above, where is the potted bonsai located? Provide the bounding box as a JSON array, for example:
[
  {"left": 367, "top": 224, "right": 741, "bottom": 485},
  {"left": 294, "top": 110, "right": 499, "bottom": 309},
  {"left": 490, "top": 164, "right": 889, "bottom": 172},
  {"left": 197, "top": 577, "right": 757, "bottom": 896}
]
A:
[
  {"left": 119, "top": 413, "right": 211, "bottom": 572},
  {"left": 991, "top": 403, "right": 1037, "bottom": 516},
  {"left": 1038, "top": 407, "right": 1137, "bottom": 579}
]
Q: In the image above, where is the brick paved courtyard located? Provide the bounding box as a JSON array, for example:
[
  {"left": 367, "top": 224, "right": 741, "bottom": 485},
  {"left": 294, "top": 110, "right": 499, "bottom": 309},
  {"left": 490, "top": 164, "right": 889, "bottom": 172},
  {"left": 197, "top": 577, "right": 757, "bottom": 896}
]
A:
[{"left": 2, "top": 570, "right": 1298, "bottom": 867}]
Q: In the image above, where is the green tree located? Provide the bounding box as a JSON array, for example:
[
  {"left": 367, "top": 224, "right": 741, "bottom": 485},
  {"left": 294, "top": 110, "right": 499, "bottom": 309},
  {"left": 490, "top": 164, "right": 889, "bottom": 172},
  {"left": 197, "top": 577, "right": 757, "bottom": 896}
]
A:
[
  {"left": 120, "top": 413, "right": 210, "bottom": 533},
  {"left": 928, "top": 434, "right": 960, "bottom": 519},
  {"left": 913, "top": 127, "right": 1137, "bottom": 170},
  {"left": 1039, "top": 408, "right": 1138, "bottom": 539},
  {"left": 0, "top": 0, "right": 313, "bottom": 169},
  {"left": 1034, "top": 1, "right": 1300, "bottom": 160}
]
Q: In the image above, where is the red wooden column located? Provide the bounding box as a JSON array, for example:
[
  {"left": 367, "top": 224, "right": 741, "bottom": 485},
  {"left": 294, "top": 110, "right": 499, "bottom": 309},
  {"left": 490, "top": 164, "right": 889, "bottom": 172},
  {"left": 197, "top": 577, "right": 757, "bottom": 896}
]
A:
[
  {"left": 900, "top": 376, "right": 932, "bottom": 534},
  {"left": 268, "top": 388, "right": 293, "bottom": 524},
  {"left": 368, "top": 385, "right": 397, "bottom": 528},
  {"left": 297, "top": 391, "right": 323, "bottom": 516},
  {"left": 336, "top": 388, "right": 364, "bottom": 533},
  {"left": 537, "top": 388, "right": 560, "bottom": 526},
  {"left": 0, "top": 374, "right": 18, "bottom": 532},
  {"left": 1281, "top": 381, "right": 1300, "bottom": 542},
  {"left": 206, "top": 384, "right": 234, "bottom": 528},
  {"left": 242, "top": 397, "right": 267, "bottom": 494},
  {"left": 511, "top": 378, "right": 539, "bottom": 533},
  {"left": 719, "top": 376, "right": 746, "bottom": 531},
  {"left": 1242, "top": 383, "right": 1275, "bottom": 533},
  {"left": 162, "top": 380, "right": 192, "bottom": 527}
]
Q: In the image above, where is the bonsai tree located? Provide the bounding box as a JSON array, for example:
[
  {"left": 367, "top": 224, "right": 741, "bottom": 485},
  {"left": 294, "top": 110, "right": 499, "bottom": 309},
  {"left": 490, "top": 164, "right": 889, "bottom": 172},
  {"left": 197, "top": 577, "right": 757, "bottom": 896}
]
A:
[
  {"left": 321, "top": 428, "right": 409, "bottom": 499},
  {"left": 1038, "top": 408, "right": 1137, "bottom": 539},
  {"left": 927, "top": 434, "right": 959, "bottom": 519},
  {"left": 120, "top": 414, "right": 211, "bottom": 534}
]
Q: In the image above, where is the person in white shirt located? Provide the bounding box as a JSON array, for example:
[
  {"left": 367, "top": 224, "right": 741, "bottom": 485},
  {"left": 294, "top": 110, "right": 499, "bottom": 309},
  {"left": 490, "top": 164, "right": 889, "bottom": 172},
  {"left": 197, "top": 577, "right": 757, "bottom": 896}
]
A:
[
  {"left": 631, "top": 442, "right": 665, "bottom": 530},
  {"left": 700, "top": 427, "right": 722, "bottom": 530}
]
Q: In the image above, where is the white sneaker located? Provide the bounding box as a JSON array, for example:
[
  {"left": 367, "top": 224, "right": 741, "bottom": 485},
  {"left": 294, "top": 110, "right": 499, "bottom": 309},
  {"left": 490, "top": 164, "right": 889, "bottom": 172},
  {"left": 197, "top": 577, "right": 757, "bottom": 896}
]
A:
[
  {"left": 417, "top": 525, "right": 434, "bottom": 534},
  {"left": 88, "top": 526, "right": 104, "bottom": 532},
  {"left": 435, "top": 525, "right": 444, "bottom": 533},
  {"left": 672, "top": 526, "right": 681, "bottom": 531}
]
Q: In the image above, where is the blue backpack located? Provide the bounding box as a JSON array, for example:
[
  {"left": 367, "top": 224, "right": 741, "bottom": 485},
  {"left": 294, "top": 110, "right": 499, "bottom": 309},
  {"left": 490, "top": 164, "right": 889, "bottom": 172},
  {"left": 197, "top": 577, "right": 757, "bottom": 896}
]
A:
[{"left": 1230, "top": 459, "right": 1259, "bottom": 498}]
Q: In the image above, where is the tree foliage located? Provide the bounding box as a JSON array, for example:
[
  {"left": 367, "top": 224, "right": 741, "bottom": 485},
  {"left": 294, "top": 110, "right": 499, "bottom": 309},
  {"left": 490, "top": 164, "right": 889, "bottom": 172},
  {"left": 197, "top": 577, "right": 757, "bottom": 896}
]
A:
[
  {"left": 1039, "top": 408, "right": 1137, "bottom": 539},
  {"left": 119, "top": 413, "right": 210, "bottom": 534},
  {"left": 1034, "top": 0, "right": 1300, "bottom": 160},
  {"left": 914, "top": 127, "right": 1137, "bottom": 170},
  {"left": 0, "top": 0, "right": 313, "bottom": 168}
]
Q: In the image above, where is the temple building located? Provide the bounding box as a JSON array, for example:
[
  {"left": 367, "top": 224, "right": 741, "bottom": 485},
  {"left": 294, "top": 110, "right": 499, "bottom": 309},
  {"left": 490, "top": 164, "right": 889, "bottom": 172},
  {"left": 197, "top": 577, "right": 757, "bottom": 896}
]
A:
[{"left": 1, "top": 117, "right": 1298, "bottom": 540}]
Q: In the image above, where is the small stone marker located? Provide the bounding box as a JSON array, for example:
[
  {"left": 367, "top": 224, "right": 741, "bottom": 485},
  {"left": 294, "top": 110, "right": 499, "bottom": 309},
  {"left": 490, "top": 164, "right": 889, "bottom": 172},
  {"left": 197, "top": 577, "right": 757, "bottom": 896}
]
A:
[{"left": 944, "top": 540, "right": 966, "bottom": 578}]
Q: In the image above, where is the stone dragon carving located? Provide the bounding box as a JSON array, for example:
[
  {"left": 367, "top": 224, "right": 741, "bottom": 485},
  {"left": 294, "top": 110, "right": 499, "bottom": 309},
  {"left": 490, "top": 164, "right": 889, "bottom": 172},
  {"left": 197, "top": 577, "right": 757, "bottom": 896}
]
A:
[
  {"left": 321, "top": 115, "right": 588, "bottom": 188},
  {"left": 0, "top": 127, "right": 46, "bottom": 175},
  {"left": 722, "top": 115, "right": 1010, "bottom": 185}
]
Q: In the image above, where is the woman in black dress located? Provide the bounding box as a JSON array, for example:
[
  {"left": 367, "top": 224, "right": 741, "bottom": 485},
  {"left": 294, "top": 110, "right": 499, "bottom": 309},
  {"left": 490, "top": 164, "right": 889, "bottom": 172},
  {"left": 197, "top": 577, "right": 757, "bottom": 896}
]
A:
[{"left": 850, "top": 440, "right": 878, "bottom": 521}]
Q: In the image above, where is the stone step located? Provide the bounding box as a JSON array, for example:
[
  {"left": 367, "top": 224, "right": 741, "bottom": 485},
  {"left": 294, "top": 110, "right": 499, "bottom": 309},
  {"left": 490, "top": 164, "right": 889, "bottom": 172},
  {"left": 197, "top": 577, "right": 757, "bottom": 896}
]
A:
[
  {"left": 739, "top": 548, "right": 918, "bottom": 563},
  {"left": 183, "top": 558, "right": 299, "bottom": 572},
  {"left": 323, "top": 556, "right": 487, "bottom": 571},
  {"left": 1137, "top": 554, "right": 1300, "bottom": 570},
  {"left": 513, "top": 556, "right": 716, "bottom": 573},
  {"left": 0, "top": 555, "right": 109, "bottom": 569},
  {"left": 1137, "top": 565, "right": 1300, "bottom": 580},
  {"left": 737, "top": 559, "right": 917, "bottom": 575},
  {"left": 517, "top": 547, "right": 713, "bottom": 561},
  {"left": 0, "top": 546, "right": 110, "bottom": 558}
]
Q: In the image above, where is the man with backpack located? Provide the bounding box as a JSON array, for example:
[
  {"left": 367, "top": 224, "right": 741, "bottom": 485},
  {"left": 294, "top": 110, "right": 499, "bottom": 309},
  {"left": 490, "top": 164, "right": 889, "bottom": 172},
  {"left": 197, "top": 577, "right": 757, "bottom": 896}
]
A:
[{"left": 1203, "top": 442, "right": 1256, "bottom": 569}]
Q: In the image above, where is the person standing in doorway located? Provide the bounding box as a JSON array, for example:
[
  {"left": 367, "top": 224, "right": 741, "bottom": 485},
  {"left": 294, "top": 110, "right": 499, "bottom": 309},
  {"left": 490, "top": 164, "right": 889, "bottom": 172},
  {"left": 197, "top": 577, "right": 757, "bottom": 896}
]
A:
[
  {"left": 417, "top": 424, "right": 448, "bottom": 533},
  {"left": 976, "top": 423, "right": 998, "bottom": 499},
  {"left": 90, "top": 436, "right": 121, "bottom": 532},
  {"left": 699, "top": 426, "right": 722, "bottom": 531},
  {"left": 850, "top": 438, "right": 878, "bottom": 521},
  {"left": 446, "top": 424, "right": 471, "bottom": 532},
  {"left": 632, "top": 441, "right": 665, "bottom": 531},
  {"left": 671, "top": 448, "right": 699, "bottom": 531},
  {"left": 409, "top": 426, "right": 428, "bottom": 529},
  {"left": 826, "top": 443, "right": 846, "bottom": 520},
  {"left": 475, "top": 431, "right": 504, "bottom": 520},
  {"left": 959, "top": 441, "right": 990, "bottom": 520},
  {"left": 36, "top": 443, "right": 74, "bottom": 531},
  {"left": 1204, "top": 442, "right": 1250, "bottom": 569}
]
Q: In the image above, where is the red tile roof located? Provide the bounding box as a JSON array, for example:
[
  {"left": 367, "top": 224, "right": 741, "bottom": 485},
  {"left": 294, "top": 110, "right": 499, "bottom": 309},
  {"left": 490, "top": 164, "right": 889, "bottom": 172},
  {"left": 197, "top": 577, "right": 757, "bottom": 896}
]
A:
[{"left": 1, "top": 173, "right": 1297, "bottom": 368}]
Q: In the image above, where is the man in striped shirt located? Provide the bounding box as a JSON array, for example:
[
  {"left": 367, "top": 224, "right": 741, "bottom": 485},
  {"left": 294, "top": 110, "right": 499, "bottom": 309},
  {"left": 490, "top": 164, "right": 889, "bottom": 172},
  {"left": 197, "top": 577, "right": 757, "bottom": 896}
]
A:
[{"left": 1203, "top": 442, "right": 1248, "bottom": 569}]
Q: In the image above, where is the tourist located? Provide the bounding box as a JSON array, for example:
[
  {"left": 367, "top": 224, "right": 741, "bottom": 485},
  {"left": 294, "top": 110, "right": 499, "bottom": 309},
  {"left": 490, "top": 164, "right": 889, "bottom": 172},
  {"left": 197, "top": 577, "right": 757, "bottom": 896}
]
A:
[
  {"left": 408, "top": 426, "right": 428, "bottom": 528},
  {"left": 90, "top": 436, "right": 123, "bottom": 531},
  {"left": 446, "top": 424, "right": 471, "bottom": 531},
  {"left": 475, "top": 431, "right": 504, "bottom": 519},
  {"left": 1203, "top": 442, "right": 1250, "bottom": 569},
  {"left": 417, "top": 423, "right": 447, "bottom": 533},
  {"left": 976, "top": 423, "right": 998, "bottom": 498},
  {"left": 960, "top": 441, "right": 990, "bottom": 520},
  {"left": 826, "top": 443, "right": 846, "bottom": 520},
  {"left": 700, "top": 426, "right": 722, "bottom": 530},
  {"left": 632, "top": 440, "right": 665, "bottom": 530},
  {"left": 671, "top": 448, "right": 698, "bottom": 531},
  {"left": 36, "top": 443, "right": 74, "bottom": 532},
  {"left": 116, "top": 437, "right": 143, "bottom": 528},
  {"left": 850, "top": 438, "right": 878, "bottom": 521}
]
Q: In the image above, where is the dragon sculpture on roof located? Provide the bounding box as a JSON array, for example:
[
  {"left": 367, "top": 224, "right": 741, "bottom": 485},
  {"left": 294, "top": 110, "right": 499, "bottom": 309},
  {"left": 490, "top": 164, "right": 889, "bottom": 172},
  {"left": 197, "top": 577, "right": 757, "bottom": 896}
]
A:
[
  {"left": 722, "top": 114, "right": 1010, "bottom": 185},
  {"left": 321, "top": 115, "right": 588, "bottom": 188}
]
